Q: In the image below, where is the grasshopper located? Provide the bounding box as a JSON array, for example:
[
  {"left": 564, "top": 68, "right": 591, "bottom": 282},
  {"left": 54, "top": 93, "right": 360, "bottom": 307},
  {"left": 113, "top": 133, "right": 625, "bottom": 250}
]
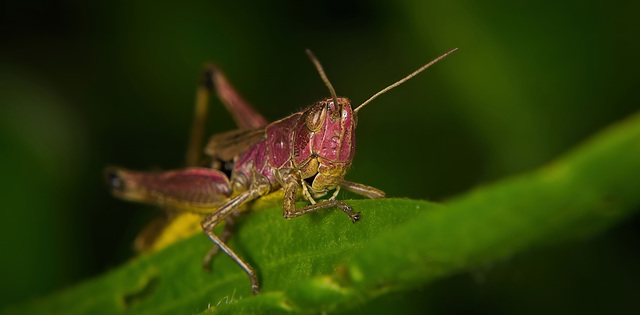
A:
[{"left": 106, "top": 48, "right": 457, "bottom": 295}]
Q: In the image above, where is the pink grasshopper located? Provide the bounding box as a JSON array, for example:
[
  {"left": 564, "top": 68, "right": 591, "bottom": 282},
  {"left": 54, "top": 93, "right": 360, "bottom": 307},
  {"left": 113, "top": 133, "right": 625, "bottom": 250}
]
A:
[{"left": 106, "top": 48, "right": 457, "bottom": 295}]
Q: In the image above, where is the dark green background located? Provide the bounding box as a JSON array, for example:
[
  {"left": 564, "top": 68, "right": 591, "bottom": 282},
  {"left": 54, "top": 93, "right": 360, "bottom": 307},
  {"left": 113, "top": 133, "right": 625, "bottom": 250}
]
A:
[{"left": 1, "top": 0, "right": 639, "bottom": 313}]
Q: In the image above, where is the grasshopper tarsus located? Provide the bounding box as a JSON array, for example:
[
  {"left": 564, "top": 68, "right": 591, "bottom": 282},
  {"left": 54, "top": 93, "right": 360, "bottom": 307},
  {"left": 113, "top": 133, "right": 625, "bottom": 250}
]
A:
[
  {"left": 251, "top": 284, "right": 260, "bottom": 295},
  {"left": 202, "top": 260, "right": 212, "bottom": 273},
  {"left": 351, "top": 212, "right": 361, "bottom": 223},
  {"left": 333, "top": 200, "right": 359, "bottom": 222}
]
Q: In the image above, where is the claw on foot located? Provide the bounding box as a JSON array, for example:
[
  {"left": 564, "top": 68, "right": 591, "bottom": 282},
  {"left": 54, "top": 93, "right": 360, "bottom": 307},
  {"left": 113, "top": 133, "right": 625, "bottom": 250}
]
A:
[{"left": 351, "top": 211, "right": 361, "bottom": 223}]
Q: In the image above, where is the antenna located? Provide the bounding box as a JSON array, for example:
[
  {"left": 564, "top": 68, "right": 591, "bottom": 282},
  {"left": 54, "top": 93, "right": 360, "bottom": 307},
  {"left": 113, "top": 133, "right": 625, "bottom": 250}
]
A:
[
  {"left": 306, "top": 49, "right": 340, "bottom": 108},
  {"left": 354, "top": 48, "right": 458, "bottom": 113}
]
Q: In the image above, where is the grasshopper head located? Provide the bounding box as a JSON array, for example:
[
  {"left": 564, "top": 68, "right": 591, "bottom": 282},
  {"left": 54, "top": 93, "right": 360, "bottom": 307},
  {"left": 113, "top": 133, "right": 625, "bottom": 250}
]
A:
[
  {"left": 300, "top": 96, "right": 356, "bottom": 196},
  {"left": 308, "top": 97, "right": 356, "bottom": 162}
]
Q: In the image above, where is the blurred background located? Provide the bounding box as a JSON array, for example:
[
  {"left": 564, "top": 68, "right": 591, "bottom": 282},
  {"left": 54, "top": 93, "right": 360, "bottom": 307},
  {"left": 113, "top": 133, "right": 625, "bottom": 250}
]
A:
[{"left": 1, "top": 0, "right": 639, "bottom": 313}]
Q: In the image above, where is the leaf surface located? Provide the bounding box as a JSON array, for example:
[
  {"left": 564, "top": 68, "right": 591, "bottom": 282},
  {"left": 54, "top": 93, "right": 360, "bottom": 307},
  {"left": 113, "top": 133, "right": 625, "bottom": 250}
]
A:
[{"left": 5, "top": 112, "right": 640, "bottom": 315}]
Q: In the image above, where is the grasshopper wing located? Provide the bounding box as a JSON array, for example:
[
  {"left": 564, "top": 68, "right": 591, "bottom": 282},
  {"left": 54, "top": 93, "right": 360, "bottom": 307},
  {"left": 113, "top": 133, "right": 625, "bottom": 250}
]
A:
[{"left": 204, "top": 127, "right": 266, "bottom": 161}]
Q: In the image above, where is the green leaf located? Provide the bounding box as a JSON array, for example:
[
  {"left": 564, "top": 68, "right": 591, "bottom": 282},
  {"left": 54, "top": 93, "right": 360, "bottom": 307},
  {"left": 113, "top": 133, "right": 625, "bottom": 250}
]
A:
[{"left": 5, "top": 112, "right": 640, "bottom": 314}]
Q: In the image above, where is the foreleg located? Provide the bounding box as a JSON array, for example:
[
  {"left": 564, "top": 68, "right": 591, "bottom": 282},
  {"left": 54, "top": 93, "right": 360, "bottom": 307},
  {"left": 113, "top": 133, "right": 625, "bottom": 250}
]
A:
[{"left": 281, "top": 171, "right": 360, "bottom": 222}]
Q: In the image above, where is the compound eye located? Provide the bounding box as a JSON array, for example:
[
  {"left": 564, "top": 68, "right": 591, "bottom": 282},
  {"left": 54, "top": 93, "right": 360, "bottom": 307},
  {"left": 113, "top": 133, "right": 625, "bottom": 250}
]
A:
[{"left": 306, "top": 103, "right": 327, "bottom": 131}]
